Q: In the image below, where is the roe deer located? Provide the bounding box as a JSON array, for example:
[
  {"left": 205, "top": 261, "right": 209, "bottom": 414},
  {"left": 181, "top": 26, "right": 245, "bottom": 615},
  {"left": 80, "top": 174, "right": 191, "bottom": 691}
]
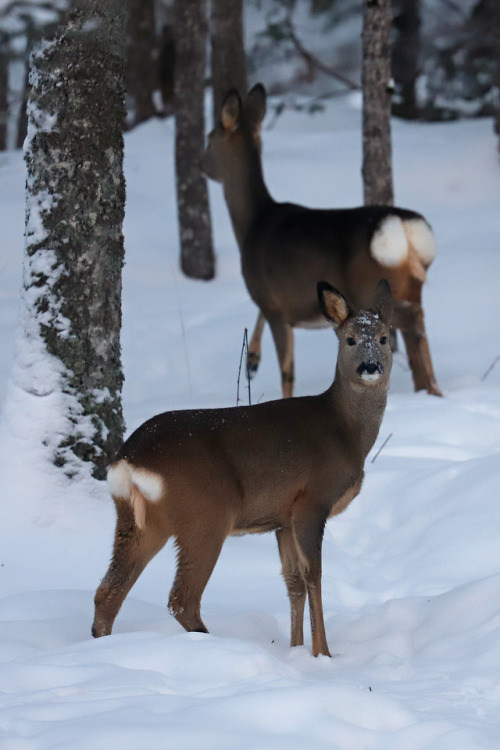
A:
[
  {"left": 92, "top": 280, "right": 393, "bottom": 657},
  {"left": 201, "top": 83, "right": 441, "bottom": 398}
]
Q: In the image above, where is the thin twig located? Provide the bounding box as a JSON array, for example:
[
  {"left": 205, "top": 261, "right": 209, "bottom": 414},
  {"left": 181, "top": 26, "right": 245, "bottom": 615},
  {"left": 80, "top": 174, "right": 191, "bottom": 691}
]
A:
[
  {"left": 283, "top": 5, "right": 361, "bottom": 91},
  {"left": 171, "top": 267, "right": 193, "bottom": 395},
  {"left": 481, "top": 355, "right": 500, "bottom": 382},
  {"left": 371, "top": 433, "right": 393, "bottom": 463},
  {"left": 236, "top": 328, "right": 252, "bottom": 406}
]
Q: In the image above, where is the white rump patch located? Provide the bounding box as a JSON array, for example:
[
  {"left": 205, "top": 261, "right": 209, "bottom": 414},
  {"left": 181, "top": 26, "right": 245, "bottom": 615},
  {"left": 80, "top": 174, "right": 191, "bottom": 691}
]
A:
[
  {"left": 370, "top": 215, "right": 408, "bottom": 268},
  {"left": 130, "top": 466, "right": 163, "bottom": 503},
  {"left": 107, "top": 460, "right": 164, "bottom": 529},
  {"left": 107, "top": 461, "right": 132, "bottom": 499},
  {"left": 404, "top": 218, "right": 436, "bottom": 267}
]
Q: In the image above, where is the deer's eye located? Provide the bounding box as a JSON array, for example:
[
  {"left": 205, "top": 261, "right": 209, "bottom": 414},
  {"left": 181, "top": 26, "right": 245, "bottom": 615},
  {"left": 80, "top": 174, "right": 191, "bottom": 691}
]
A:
[
  {"left": 380, "top": 336, "right": 388, "bottom": 345},
  {"left": 346, "top": 337, "right": 356, "bottom": 347}
]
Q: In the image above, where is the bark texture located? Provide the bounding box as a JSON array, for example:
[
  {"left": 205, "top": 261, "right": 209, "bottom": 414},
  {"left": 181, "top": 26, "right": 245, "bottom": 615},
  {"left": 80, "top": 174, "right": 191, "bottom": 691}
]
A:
[
  {"left": 392, "top": 0, "right": 420, "bottom": 120},
  {"left": 24, "top": 0, "right": 127, "bottom": 479},
  {"left": 126, "top": 0, "right": 157, "bottom": 126},
  {"left": 174, "top": 0, "right": 215, "bottom": 280},
  {"left": 16, "top": 60, "right": 30, "bottom": 150},
  {"left": 0, "top": 34, "right": 8, "bottom": 150},
  {"left": 158, "top": 23, "right": 175, "bottom": 115},
  {"left": 362, "top": 0, "right": 394, "bottom": 206},
  {"left": 210, "top": 0, "right": 247, "bottom": 125}
]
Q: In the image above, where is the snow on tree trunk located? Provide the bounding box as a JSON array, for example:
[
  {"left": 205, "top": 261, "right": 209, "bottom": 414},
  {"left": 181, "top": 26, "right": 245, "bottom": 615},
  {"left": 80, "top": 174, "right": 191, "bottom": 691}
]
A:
[
  {"left": 15, "top": 0, "right": 127, "bottom": 481},
  {"left": 362, "top": 0, "right": 394, "bottom": 206},
  {"left": 174, "top": 0, "right": 215, "bottom": 280},
  {"left": 210, "top": 0, "right": 247, "bottom": 125}
]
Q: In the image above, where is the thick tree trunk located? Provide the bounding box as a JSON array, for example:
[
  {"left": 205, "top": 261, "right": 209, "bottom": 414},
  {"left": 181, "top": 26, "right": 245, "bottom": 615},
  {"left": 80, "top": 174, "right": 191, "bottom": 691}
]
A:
[
  {"left": 174, "top": 0, "right": 215, "bottom": 280},
  {"left": 210, "top": 0, "right": 247, "bottom": 124},
  {"left": 392, "top": 0, "right": 420, "bottom": 120},
  {"left": 362, "top": 0, "right": 394, "bottom": 206},
  {"left": 21, "top": 0, "right": 127, "bottom": 479},
  {"left": 126, "top": 0, "right": 157, "bottom": 126}
]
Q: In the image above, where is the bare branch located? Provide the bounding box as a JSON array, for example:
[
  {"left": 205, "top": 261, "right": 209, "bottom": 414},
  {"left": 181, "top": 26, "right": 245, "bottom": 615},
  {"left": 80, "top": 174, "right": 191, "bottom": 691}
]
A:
[{"left": 283, "top": 5, "right": 361, "bottom": 91}]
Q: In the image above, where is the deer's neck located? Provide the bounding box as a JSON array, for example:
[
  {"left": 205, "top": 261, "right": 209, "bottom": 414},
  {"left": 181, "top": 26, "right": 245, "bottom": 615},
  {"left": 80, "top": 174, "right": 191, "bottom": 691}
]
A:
[
  {"left": 327, "top": 373, "right": 388, "bottom": 461},
  {"left": 223, "top": 141, "right": 273, "bottom": 251}
]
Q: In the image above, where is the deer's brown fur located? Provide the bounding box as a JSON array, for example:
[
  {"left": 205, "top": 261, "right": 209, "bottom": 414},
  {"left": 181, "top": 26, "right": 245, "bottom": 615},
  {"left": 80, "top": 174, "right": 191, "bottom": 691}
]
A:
[
  {"left": 201, "top": 84, "right": 440, "bottom": 397},
  {"left": 93, "top": 281, "right": 393, "bottom": 657}
]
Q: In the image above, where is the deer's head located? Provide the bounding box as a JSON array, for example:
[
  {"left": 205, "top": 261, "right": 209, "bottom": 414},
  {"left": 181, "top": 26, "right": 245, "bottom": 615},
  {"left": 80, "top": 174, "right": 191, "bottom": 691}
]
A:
[
  {"left": 318, "top": 280, "right": 393, "bottom": 388},
  {"left": 201, "top": 84, "right": 267, "bottom": 184}
]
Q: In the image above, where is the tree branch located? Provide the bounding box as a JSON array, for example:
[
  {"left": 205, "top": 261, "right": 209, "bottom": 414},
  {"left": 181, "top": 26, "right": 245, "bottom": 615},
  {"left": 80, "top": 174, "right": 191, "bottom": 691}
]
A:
[{"left": 283, "top": 4, "right": 361, "bottom": 91}]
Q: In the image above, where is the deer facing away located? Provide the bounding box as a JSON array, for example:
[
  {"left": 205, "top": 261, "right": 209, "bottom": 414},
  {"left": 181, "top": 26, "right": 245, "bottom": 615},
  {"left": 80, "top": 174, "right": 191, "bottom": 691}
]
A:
[
  {"left": 201, "top": 83, "right": 440, "bottom": 398},
  {"left": 92, "top": 280, "right": 393, "bottom": 657}
]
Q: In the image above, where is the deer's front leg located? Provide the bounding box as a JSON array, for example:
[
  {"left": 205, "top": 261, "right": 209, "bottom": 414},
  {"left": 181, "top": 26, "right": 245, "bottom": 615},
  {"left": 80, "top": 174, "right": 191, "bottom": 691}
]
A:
[
  {"left": 276, "top": 527, "right": 307, "bottom": 647},
  {"left": 247, "top": 311, "right": 266, "bottom": 379},
  {"left": 291, "top": 501, "right": 331, "bottom": 657},
  {"left": 267, "top": 314, "right": 295, "bottom": 398}
]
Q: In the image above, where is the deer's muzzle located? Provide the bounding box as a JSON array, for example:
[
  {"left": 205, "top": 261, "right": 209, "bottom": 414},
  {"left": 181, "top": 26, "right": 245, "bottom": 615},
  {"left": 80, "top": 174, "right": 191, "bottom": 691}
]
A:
[{"left": 357, "top": 361, "right": 383, "bottom": 382}]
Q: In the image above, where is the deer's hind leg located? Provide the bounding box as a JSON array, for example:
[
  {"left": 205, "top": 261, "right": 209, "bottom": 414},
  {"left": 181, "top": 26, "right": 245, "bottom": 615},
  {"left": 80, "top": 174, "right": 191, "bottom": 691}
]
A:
[
  {"left": 168, "top": 520, "right": 229, "bottom": 634},
  {"left": 393, "top": 278, "right": 441, "bottom": 396},
  {"left": 92, "top": 499, "right": 170, "bottom": 637}
]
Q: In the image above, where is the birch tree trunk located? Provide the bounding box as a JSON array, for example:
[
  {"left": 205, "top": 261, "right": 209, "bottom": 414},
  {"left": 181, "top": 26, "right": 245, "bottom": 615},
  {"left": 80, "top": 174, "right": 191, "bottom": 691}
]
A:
[
  {"left": 19, "top": 0, "right": 127, "bottom": 480},
  {"left": 362, "top": 0, "right": 394, "bottom": 206},
  {"left": 210, "top": 0, "right": 247, "bottom": 124},
  {"left": 174, "top": 0, "right": 215, "bottom": 280}
]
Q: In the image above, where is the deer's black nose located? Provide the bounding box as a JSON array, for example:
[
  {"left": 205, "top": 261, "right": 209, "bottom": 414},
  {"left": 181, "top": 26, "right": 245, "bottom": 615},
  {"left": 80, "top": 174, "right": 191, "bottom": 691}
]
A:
[{"left": 357, "top": 361, "right": 383, "bottom": 379}]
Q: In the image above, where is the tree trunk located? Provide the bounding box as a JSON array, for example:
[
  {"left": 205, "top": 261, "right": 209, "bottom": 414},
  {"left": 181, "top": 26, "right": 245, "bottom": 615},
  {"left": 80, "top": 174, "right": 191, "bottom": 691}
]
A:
[
  {"left": 210, "top": 0, "right": 247, "bottom": 124},
  {"left": 174, "top": 0, "right": 215, "bottom": 280},
  {"left": 392, "top": 0, "right": 420, "bottom": 120},
  {"left": 158, "top": 23, "right": 175, "bottom": 116},
  {"left": 126, "top": 0, "right": 157, "bottom": 127},
  {"left": 362, "top": 0, "right": 394, "bottom": 206},
  {"left": 20, "top": 0, "right": 127, "bottom": 479},
  {"left": 0, "top": 34, "right": 8, "bottom": 151},
  {"left": 496, "top": 67, "right": 500, "bottom": 157},
  {"left": 16, "top": 59, "right": 30, "bottom": 150}
]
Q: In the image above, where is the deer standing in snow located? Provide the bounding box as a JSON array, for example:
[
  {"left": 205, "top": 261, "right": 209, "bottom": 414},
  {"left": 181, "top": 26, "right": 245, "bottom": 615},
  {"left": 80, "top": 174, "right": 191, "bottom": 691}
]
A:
[
  {"left": 93, "top": 280, "right": 393, "bottom": 657},
  {"left": 201, "top": 84, "right": 440, "bottom": 398}
]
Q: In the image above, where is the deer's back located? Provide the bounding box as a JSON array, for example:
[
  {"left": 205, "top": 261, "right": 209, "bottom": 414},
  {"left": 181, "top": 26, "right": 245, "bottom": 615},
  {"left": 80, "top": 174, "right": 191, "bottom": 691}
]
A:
[
  {"left": 116, "top": 396, "right": 364, "bottom": 532},
  {"left": 242, "top": 202, "right": 425, "bottom": 324}
]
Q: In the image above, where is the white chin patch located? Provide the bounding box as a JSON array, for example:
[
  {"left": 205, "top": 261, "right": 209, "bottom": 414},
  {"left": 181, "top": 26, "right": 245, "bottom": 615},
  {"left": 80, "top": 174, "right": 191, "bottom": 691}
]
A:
[{"left": 361, "top": 371, "right": 381, "bottom": 382}]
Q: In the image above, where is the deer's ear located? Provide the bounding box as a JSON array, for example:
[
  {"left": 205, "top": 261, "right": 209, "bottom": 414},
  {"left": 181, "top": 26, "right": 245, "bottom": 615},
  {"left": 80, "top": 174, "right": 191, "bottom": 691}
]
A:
[
  {"left": 221, "top": 89, "right": 242, "bottom": 131},
  {"left": 317, "top": 281, "right": 351, "bottom": 327},
  {"left": 243, "top": 83, "right": 267, "bottom": 133},
  {"left": 370, "top": 279, "right": 393, "bottom": 325}
]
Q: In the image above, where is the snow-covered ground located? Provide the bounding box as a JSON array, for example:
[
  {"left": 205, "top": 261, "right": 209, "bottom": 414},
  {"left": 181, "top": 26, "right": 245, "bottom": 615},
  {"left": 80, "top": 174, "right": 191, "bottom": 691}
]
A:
[{"left": 1, "top": 94, "right": 500, "bottom": 748}]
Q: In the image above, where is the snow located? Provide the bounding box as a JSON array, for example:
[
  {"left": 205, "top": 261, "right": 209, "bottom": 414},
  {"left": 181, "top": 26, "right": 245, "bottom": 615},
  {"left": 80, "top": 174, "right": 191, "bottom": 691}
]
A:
[{"left": 1, "top": 95, "right": 500, "bottom": 748}]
